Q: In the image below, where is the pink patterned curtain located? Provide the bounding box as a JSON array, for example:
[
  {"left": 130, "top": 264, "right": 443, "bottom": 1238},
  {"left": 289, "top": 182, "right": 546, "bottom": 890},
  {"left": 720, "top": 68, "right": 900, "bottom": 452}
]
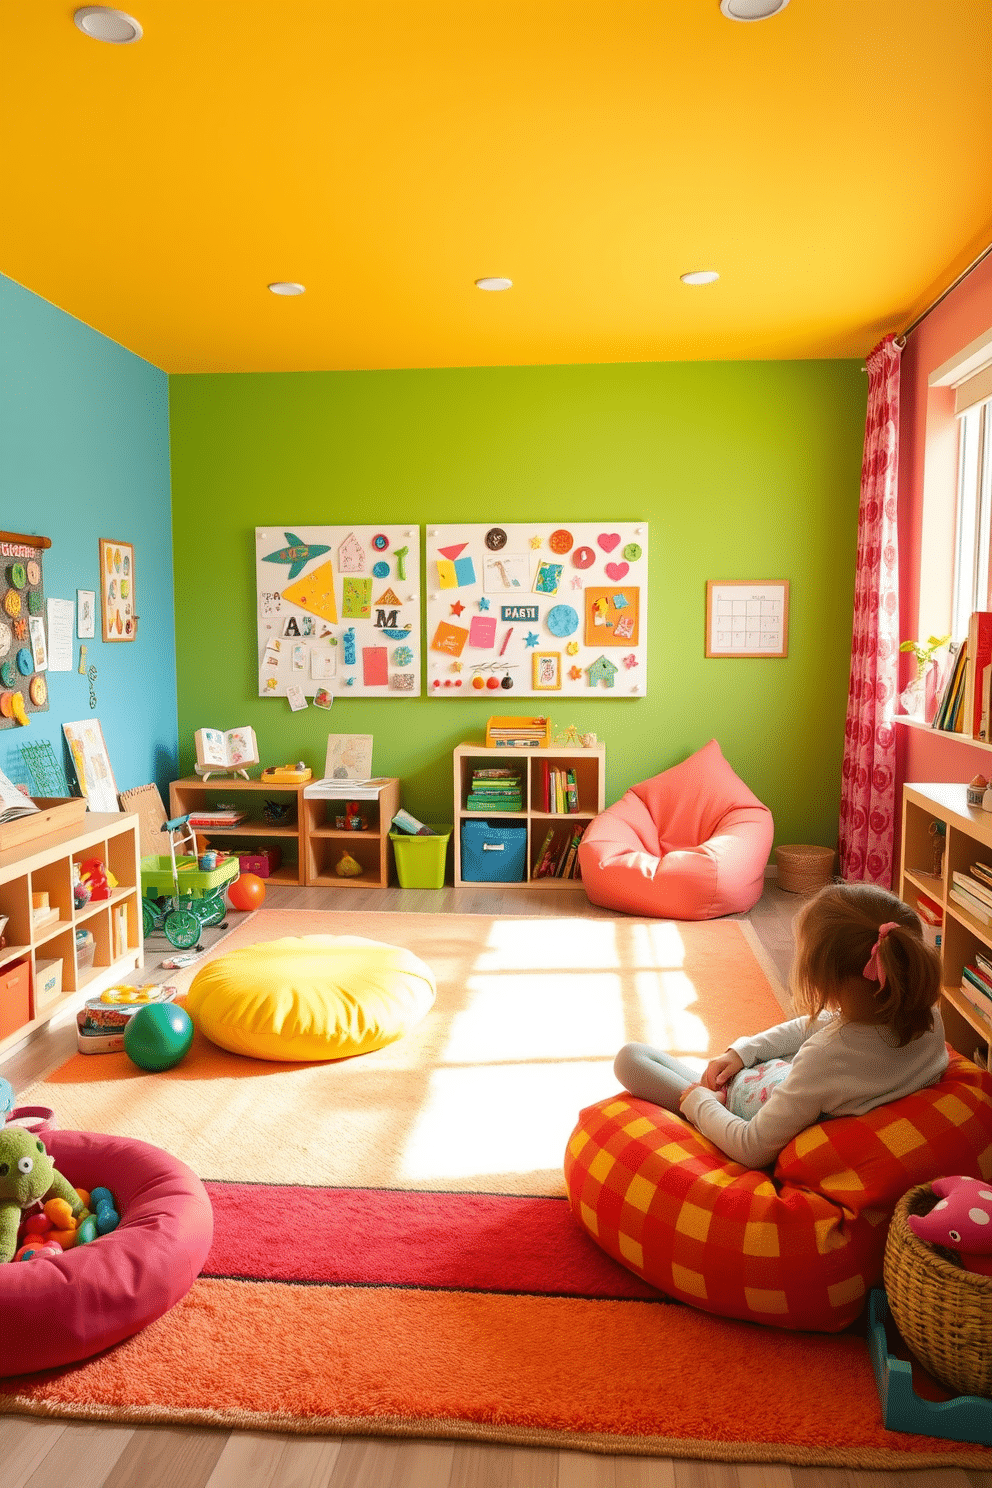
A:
[{"left": 839, "top": 333, "right": 902, "bottom": 886}]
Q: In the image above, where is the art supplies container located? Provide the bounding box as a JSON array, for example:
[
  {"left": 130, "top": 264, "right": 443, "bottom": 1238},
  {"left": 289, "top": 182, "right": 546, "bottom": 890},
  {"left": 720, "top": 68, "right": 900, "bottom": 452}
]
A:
[
  {"left": 75, "top": 927, "right": 96, "bottom": 973},
  {"left": 389, "top": 825, "right": 451, "bottom": 889},
  {"left": 460, "top": 821, "right": 527, "bottom": 883},
  {"left": 237, "top": 845, "right": 281, "bottom": 878}
]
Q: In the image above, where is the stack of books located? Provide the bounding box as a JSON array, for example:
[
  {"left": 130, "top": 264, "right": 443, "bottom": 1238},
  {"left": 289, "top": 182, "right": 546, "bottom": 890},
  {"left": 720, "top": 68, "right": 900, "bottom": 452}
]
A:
[
  {"left": 532, "top": 823, "right": 587, "bottom": 880},
  {"left": 186, "top": 806, "right": 248, "bottom": 829},
  {"left": 950, "top": 863, "right": 992, "bottom": 925},
  {"left": 466, "top": 768, "right": 523, "bottom": 812},
  {"left": 485, "top": 716, "right": 550, "bottom": 748},
  {"left": 960, "top": 950, "right": 992, "bottom": 1030},
  {"left": 540, "top": 763, "right": 579, "bottom": 813},
  {"left": 915, "top": 892, "right": 943, "bottom": 950}
]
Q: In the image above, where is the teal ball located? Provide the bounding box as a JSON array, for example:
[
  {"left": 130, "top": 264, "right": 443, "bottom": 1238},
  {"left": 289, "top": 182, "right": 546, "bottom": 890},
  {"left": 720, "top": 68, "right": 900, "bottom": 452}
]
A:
[{"left": 124, "top": 1003, "right": 194, "bottom": 1072}]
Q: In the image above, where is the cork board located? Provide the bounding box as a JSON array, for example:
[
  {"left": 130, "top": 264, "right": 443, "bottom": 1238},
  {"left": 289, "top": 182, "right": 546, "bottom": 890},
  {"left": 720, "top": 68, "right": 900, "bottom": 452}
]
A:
[{"left": 118, "top": 783, "right": 168, "bottom": 859}]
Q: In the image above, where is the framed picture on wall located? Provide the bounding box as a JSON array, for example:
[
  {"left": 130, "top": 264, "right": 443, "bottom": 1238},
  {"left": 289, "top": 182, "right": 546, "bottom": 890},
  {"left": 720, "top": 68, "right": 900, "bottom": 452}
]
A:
[
  {"left": 705, "top": 580, "right": 789, "bottom": 659},
  {"left": 99, "top": 540, "right": 137, "bottom": 641},
  {"left": 532, "top": 651, "right": 562, "bottom": 691}
]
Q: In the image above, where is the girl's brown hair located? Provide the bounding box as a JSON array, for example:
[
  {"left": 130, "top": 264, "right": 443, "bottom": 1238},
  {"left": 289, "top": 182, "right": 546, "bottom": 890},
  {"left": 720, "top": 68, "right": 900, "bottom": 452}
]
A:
[{"left": 790, "top": 883, "right": 940, "bottom": 1046}]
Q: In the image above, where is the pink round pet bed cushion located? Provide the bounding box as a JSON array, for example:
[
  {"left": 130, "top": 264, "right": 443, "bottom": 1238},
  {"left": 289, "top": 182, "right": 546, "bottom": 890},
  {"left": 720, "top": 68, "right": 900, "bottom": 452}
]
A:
[
  {"left": 0, "top": 1129, "right": 213, "bottom": 1378},
  {"left": 578, "top": 739, "right": 774, "bottom": 920}
]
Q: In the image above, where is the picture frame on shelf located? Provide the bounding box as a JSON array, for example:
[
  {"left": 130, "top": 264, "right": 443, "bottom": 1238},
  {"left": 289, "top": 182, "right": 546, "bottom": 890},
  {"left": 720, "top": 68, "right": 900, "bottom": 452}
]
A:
[{"left": 98, "top": 539, "right": 137, "bottom": 642}]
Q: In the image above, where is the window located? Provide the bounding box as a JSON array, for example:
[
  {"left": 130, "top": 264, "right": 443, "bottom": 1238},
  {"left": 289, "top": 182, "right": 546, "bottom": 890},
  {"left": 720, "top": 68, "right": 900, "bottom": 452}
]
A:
[{"left": 951, "top": 395, "right": 992, "bottom": 639}]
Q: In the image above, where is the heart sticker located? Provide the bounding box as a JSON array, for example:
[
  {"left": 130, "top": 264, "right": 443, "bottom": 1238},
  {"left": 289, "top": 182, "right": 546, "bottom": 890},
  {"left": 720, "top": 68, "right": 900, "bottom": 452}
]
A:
[
  {"left": 604, "top": 562, "right": 629, "bottom": 582},
  {"left": 598, "top": 533, "right": 621, "bottom": 552}
]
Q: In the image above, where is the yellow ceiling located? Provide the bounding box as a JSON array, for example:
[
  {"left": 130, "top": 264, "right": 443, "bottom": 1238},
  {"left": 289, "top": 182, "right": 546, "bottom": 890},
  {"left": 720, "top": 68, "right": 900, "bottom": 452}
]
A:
[{"left": 4, "top": 1, "right": 991, "bottom": 373}]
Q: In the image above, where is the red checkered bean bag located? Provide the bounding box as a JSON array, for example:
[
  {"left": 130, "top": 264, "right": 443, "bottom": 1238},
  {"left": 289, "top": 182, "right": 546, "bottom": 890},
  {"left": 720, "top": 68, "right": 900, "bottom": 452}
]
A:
[
  {"left": 564, "top": 1052, "right": 992, "bottom": 1332},
  {"left": 577, "top": 739, "right": 773, "bottom": 920}
]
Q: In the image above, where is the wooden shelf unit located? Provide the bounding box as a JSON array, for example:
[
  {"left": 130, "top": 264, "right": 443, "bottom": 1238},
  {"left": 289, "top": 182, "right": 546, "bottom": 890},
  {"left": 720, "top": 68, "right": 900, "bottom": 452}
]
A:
[
  {"left": 169, "top": 777, "right": 307, "bottom": 885},
  {"left": 0, "top": 811, "right": 143, "bottom": 1058},
  {"left": 452, "top": 742, "right": 605, "bottom": 888},
  {"left": 900, "top": 782, "right": 992, "bottom": 1064},
  {"left": 302, "top": 779, "right": 400, "bottom": 888}
]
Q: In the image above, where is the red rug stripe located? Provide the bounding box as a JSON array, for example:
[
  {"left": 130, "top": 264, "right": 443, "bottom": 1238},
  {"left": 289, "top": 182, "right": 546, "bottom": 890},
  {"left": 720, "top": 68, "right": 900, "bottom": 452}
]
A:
[{"left": 203, "top": 1182, "right": 662, "bottom": 1299}]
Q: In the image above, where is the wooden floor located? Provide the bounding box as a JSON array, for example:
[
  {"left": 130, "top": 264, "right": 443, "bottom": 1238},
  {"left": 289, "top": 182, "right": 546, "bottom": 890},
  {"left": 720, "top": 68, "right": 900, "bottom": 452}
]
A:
[{"left": 2, "top": 881, "right": 989, "bottom": 1488}]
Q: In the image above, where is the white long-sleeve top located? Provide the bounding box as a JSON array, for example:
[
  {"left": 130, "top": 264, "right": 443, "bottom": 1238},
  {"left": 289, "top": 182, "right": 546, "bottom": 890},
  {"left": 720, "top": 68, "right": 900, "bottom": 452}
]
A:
[{"left": 679, "top": 1010, "right": 949, "bottom": 1169}]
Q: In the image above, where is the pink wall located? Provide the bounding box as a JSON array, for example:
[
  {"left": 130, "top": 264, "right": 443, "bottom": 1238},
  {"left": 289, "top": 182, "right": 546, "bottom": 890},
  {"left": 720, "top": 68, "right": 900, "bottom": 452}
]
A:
[{"left": 897, "top": 252, "right": 992, "bottom": 811}]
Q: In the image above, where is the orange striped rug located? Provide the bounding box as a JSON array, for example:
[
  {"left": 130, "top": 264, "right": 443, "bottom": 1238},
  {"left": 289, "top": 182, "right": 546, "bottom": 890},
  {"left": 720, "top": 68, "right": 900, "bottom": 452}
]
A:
[{"left": 4, "top": 909, "right": 989, "bottom": 1468}]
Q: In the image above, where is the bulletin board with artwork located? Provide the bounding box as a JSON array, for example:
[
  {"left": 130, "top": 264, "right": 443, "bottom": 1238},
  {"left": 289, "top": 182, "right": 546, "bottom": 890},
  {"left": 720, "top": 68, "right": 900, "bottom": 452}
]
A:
[
  {"left": 99, "top": 539, "right": 137, "bottom": 641},
  {"left": 424, "top": 524, "right": 648, "bottom": 698},
  {"left": 0, "top": 531, "right": 51, "bottom": 729},
  {"left": 255, "top": 527, "right": 421, "bottom": 701}
]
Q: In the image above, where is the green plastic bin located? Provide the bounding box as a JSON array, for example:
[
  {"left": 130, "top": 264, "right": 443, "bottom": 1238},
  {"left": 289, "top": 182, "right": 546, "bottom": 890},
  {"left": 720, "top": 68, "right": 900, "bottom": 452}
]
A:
[{"left": 389, "top": 825, "right": 452, "bottom": 888}]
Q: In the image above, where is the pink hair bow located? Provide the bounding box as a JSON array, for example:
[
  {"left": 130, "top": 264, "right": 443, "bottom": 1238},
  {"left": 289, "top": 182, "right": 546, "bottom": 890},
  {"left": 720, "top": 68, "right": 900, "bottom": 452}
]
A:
[{"left": 863, "top": 921, "right": 899, "bottom": 988}]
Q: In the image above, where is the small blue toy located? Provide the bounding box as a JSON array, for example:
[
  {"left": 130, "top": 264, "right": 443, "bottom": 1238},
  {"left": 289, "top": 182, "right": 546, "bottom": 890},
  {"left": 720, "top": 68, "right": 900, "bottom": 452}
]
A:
[
  {"left": 89, "top": 1186, "right": 120, "bottom": 1235},
  {"left": 0, "top": 1078, "right": 14, "bottom": 1125}
]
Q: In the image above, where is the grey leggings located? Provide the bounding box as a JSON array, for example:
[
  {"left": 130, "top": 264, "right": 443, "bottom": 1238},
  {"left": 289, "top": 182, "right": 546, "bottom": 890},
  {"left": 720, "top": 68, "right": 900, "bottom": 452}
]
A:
[{"left": 613, "top": 1042, "right": 702, "bottom": 1115}]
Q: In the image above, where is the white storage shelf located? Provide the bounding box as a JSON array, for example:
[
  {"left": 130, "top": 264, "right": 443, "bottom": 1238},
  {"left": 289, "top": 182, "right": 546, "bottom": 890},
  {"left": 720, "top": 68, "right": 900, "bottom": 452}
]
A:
[
  {"left": 900, "top": 782, "right": 992, "bottom": 1064},
  {"left": 452, "top": 742, "right": 605, "bottom": 888},
  {"left": 0, "top": 811, "right": 143, "bottom": 1058}
]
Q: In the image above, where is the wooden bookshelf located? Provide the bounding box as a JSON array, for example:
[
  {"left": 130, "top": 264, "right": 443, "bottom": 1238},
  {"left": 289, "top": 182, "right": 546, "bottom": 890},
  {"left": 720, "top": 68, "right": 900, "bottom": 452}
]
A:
[{"left": 452, "top": 743, "right": 605, "bottom": 888}]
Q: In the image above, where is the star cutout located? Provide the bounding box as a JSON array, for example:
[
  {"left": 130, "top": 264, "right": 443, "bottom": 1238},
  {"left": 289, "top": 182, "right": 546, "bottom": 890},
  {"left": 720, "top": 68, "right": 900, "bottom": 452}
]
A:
[
  {"left": 622, "top": 653, "right": 638, "bottom": 669},
  {"left": 569, "top": 666, "right": 583, "bottom": 680},
  {"left": 478, "top": 597, "right": 490, "bottom": 610},
  {"left": 530, "top": 535, "right": 543, "bottom": 549},
  {"left": 524, "top": 631, "right": 539, "bottom": 648},
  {"left": 566, "top": 641, "right": 579, "bottom": 656},
  {"left": 450, "top": 600, "right": 465, "bottom": 617},
  {"left": 571, "top": 575, "right": 584, "bottom": 590}
]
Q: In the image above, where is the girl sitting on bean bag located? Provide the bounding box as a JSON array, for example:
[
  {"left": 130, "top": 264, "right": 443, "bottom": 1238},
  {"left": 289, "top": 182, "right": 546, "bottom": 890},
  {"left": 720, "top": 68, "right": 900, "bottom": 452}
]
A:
[{"left": 614, "top": 883, "right": 947, "bottom": 1169}]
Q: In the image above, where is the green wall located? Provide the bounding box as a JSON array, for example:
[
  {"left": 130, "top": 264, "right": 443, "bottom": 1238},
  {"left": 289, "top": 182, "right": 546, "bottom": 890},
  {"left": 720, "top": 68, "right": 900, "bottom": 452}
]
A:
[{"left": 169, "top": 361, "right": 865, "bottom": 848}]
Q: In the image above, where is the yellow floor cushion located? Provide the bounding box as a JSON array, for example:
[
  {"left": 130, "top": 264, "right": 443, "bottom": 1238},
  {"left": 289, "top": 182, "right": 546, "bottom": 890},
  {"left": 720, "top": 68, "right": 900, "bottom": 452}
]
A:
[{"left": 184, "top": 934, "right": 436, "bottom": 1061}]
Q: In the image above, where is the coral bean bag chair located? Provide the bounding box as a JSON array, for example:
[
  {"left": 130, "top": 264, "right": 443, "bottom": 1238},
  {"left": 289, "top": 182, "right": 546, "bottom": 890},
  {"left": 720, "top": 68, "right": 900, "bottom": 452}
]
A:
[
  {"left": 564, "top": 1052, "right": 992, "bottom": 1333},
  {"left": 578, "top": 739, "right": 774, "bottom": 920}
]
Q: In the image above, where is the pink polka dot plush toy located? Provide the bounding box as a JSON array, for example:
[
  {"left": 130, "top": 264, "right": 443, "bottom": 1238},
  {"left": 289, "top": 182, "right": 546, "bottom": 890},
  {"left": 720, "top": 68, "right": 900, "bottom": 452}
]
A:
[{"left": 907, "top": 1175, "right": 992, "bottom": 1276}]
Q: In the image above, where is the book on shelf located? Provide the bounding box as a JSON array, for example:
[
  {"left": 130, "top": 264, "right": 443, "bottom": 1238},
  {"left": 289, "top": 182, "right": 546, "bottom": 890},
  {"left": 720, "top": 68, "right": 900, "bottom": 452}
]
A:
[
  {"left": 532, "top": 827, "right": 556, "bottom": 878},
  {"left": 963, "top": 963, "right": 992, "bottom": 998},
  {"left": 952, "top": 870, "right": 992, "bottom": 910},
  {"left": 971, "top": 861, "right": 992, "bottom": 888},
  {"left": 0, "top": 769, "right": 39, "bottom": 825},
  {"left": 933, "top": 640, "right": 967, "bottom": 731},
  {"left": 958, "top": 977, "right": 992, "bottom": 1028},
  {"left": 194, "top": 727, "right": 258, "bottom": 778},
  {"left": 915, "top": 894, "right": 943, "bottom": 926},
  {"left": 565, "top": 769, "right": 579, "bottom": 812},
  {"left": 976, "top": 948, "right": 992, "bottom": 977},
  {"left": 949, "top": 885, "right": 992, "bottom": 925},
  {"left": 965, "top": 612, "right": 992, "bottom": 739},
  {"left": 186, "top": 808, "right": 248, "bottom": 828}
]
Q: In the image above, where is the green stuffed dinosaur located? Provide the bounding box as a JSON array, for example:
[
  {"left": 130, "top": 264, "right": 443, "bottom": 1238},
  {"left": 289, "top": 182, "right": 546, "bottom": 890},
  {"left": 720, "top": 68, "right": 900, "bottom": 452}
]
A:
[{"left": 0, "top": 1127, "right": 83, "bottom": 1263}]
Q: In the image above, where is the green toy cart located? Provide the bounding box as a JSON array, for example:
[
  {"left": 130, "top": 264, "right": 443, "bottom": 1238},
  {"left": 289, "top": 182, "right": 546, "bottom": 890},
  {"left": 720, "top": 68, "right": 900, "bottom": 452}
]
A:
[{"left": 140, "top": 815, "right": 240, "bottom": 949}]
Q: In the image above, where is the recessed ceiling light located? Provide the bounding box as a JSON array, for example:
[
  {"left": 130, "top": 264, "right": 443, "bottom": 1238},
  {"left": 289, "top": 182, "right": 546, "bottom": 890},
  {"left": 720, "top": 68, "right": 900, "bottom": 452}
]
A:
[
  {"left": 719, "top": 0, "right": 789, "bottom": 19},
  {"left": 73, "top": 7, "right": 143, "bottom": 43},
  {"left": 475, "top": 277, "right": 513, "bottom": 292},
  {"left": 267, "top": 282, "right": 306, "bottom": 296},
  {"left": 680, "top": 270, "right": 720, "bottom": 286}
]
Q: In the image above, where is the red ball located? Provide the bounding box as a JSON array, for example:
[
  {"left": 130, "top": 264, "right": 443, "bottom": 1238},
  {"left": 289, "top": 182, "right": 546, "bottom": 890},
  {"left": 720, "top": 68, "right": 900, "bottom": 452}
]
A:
[{"left": 228, "top": 873, "right": 266, "bottom": 911}]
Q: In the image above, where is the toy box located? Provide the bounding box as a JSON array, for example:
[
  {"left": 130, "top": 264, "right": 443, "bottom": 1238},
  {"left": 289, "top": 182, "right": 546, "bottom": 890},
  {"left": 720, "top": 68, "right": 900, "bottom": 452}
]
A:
[
  {"left": 237, "top": 845, "right": 282, "bottom": 878},
  {"left": 390, "top": 826, "right": 451, "bottom": 888}
]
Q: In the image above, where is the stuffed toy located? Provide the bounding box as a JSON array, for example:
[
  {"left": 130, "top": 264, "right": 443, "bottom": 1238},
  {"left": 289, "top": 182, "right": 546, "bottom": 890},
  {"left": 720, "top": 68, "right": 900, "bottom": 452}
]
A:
[
  {"left": 907, "top": 1174, "right": 992, "bottom": 1276},
  {"left": 0, "top": 1078, "right": 14, "bottom": 1125},
  {"left": 0, "top": 1127, "right": 83, "bottom": 1263}
]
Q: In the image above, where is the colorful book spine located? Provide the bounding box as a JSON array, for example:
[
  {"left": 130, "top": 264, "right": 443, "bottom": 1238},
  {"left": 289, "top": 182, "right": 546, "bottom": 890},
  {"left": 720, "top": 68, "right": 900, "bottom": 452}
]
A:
[{"left": 966, "top": 612, "right": 992, "bottom": 738}]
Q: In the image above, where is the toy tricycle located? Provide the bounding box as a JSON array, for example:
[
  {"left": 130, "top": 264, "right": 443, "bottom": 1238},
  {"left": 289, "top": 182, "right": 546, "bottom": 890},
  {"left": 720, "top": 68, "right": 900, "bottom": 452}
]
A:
[{"left": 140, "top": 815, "right": 240, "bottom": 949}]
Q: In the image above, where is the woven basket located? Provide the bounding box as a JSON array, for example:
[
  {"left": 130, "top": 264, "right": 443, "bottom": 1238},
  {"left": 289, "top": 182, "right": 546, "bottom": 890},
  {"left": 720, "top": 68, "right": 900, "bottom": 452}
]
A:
[
  {"left": 774, "top": 843, "right": 835, "bottom": 895},
  {"left": 883, "top": 1183, "right": 992, "bottom": 1399}
]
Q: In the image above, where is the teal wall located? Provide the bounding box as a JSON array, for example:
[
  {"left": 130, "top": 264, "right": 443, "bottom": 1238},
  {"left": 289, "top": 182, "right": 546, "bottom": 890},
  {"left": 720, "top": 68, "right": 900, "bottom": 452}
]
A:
[
  {"left": 169, "top": 361, "right": 866, "bottom": 848},
  {"left": 0, "top": 274, "right": 177, "bottom": 798}
]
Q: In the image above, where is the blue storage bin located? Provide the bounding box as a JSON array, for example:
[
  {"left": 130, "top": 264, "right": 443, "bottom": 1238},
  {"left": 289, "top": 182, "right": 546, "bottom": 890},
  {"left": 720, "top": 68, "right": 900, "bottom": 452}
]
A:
[{"left": 461, "top": 820, "right": 527, "bottom": 883}]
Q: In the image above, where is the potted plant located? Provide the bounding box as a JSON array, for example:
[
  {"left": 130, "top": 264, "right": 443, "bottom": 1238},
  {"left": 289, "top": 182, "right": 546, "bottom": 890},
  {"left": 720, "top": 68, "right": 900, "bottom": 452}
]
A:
[{"left": 899, "top": 634, "right": 950, "bottom": 717}]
